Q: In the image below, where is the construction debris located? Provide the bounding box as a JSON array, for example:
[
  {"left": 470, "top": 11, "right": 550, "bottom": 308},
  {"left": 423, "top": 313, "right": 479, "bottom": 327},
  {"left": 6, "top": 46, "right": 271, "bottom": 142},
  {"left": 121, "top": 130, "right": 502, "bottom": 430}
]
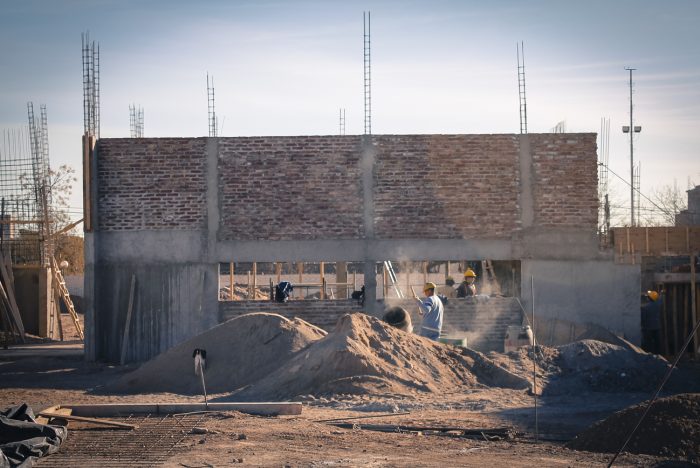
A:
[
  {"left": 327, "top": 422, "right": 515, "bottom": 440},
  {"left": 38, "top": 411, "right": 137, "bottom": 430},
  {"left": 1, "top": 403, "right": 67, "bottom": 467}
]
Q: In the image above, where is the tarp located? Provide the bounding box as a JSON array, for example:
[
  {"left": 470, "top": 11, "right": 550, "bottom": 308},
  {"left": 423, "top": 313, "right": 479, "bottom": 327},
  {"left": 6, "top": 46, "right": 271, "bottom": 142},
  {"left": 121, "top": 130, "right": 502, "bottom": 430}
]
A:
[{"left": 0, "top": 404, "right": 67, "bottom": 468}]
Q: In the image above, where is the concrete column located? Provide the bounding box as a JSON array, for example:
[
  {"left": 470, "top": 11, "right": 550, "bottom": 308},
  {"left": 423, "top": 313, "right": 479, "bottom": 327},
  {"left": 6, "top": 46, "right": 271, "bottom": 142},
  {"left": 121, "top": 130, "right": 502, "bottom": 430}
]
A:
[
  {"left": 205, "top": 137, "right": 220, "bottom": 261},
  {"left": 361, "top": 136, "right": 378, "bottom": 315},
  {"left": 363, "top": 261, "right": 377, "bottom": 314},
  {"left": 37, "top": 267, "right": 52, "bottom": 338},
  {"left": 336, "top": 261, "right": 348, "bottom": 299},
  {"left": 518, "top": 134, "right": 534, "bottom": 229}
]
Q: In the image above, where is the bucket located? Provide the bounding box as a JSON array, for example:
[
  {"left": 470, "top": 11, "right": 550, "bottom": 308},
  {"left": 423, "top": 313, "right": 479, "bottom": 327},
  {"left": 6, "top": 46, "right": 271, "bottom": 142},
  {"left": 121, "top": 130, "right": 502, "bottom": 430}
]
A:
[{"left": 504, "top": 325, "right": 534, "bottom": 353}]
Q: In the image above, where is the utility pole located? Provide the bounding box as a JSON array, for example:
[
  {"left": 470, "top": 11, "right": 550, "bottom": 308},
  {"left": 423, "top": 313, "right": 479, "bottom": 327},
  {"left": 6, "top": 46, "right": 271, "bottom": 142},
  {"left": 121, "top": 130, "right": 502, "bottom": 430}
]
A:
[{"left": 623, "top": 68, "right": 641, "bottom": 226}]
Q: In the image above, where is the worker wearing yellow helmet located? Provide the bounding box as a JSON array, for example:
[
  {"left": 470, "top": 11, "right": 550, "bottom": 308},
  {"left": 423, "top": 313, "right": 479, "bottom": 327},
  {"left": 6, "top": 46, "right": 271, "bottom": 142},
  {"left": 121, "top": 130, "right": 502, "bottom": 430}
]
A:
[
  {"left": 456, "top": 268, "right": 477, "bottom": 298},
  {"left": 641, "top": 290, "right": 662, "bottom": 354},
  {"left": 412, "top": 282, "right": 444, "bottom": 341}
]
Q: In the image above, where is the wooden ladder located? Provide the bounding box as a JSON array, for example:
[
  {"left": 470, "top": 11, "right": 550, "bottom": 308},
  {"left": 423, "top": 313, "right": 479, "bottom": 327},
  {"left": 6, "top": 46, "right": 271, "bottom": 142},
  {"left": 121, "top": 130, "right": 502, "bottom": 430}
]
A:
[
  {"left": 51, "top": 257, "right": 84, "bottom": 341},
  {"left": 481, "top": 260, "right": 502, "bottom": 295}
]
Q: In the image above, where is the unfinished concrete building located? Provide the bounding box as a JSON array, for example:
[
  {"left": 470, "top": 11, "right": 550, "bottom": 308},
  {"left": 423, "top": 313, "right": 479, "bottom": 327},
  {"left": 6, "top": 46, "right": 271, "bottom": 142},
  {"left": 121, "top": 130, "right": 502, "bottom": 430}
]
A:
[{"left": 84, "top": 133, "right": 639, "bottom": 362}]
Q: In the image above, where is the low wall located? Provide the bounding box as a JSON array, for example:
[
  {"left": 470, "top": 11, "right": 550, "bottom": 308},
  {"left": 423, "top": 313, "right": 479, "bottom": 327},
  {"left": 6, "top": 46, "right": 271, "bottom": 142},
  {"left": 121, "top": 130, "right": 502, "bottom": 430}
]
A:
[
  {"left": 219, "top": 299, "right": 364, "bottom": 331},
  {"left": 384, "top": 297, "right": 523, "bottom": 352}
]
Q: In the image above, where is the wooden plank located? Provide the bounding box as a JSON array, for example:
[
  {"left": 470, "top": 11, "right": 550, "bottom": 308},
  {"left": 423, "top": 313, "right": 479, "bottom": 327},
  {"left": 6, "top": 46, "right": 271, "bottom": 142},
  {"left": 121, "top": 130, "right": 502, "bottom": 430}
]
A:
[
  {"left": 120, "top": 275, "right": 136, "bottom": 365},
  {"left": 229, "top": 262, "right": 234, "bottom": 300},
  {"left": 65, "top": 402, "right": 302, "bottom": 417},
  {"left": 672, "top": 284, "right": 679, "bottom": 355},
  {"left": 320, "top": 262, "right": 325, "bottom": 300},
  {"left": 252, "top": 262, "right": 257, "bottom": 298},
  {"left": 39, "top": 411, "right": 137, "bottom": 429},
  {"left": 0, "top": 273, "right": 24, "bottom": 341},
  {"left": 0, "top": 257, "right": 24, "bottom": 339},
  {"left": 661, "top": 290, "right": 670, "bottom": 356},
  {"left": 654, "top": 272, "right": 700, "bottom": 284},
  {"left": 691, "top": 255, "right": 698, "bottom": 356},
  {"left": 645, "top": 227, "right": 649, "bottom": 254}
]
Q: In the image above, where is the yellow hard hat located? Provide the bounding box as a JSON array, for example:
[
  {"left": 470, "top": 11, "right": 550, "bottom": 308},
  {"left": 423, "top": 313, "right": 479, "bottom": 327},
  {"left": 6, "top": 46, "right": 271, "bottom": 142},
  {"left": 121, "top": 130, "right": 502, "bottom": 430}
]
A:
[
  {"left": 464, "top": 268, "right": 476, "bottom": 278},
  {"left": 424, "top": 282, "right": 436, "bottom": 291},
  {"left": 647, "top": 290, "right": 659, "bottom": 301}
]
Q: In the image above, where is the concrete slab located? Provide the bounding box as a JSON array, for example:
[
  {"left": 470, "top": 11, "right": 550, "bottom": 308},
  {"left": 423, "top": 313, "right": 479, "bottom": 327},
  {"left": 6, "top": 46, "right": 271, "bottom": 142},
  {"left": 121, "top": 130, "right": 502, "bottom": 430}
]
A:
[{"left": 0, "top": 341, "right": 83, "bottom": 359}]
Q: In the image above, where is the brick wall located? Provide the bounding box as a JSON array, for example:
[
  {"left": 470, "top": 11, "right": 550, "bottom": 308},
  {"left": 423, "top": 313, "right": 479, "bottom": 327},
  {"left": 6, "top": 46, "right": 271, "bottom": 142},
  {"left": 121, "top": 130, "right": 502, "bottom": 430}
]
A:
[
  {"left": 219, "top": 297, "right": 523, "bottom": 352},
  {"left": 530, "top": 134, "right": 598, "bottom": 229},
  {"left": 95, "top": 134, "right": 598, "bottom": 237},
  {"left": 96, "top": 138, "right": 207, "bottom": 230},
  {"left": 374, "top": 135, "right": 520, "bottom": 239},
  {"left": 218, "top": 299, "right": 363, "bottom": 331},
  {"left": 218, "top": 137, "right": 365, "bottom": 240}
]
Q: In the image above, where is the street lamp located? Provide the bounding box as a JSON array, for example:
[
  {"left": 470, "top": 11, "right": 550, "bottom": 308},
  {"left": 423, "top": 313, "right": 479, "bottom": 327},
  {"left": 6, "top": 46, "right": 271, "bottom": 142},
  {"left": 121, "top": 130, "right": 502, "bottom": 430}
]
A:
[{"left": 623, "top": 67, "right": 641, "bottom": 226}]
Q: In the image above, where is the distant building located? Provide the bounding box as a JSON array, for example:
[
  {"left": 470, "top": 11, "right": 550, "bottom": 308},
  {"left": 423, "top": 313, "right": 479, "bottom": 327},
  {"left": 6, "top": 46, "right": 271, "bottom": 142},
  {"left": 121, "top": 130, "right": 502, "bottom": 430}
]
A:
[{"left": 675, "top": 185, "right": 700, "bottom": 226}]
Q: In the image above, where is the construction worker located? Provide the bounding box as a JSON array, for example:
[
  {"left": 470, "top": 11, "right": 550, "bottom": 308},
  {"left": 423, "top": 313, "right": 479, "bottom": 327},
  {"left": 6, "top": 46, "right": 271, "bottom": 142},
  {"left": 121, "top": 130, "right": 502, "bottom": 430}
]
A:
[
  {"left": 456, "top": 269, "right": 477, "bottom": 298},
  {"left": 436, "top": 276, "right": 457, "bottom": 299},
  {"left": 413, "top": 282, "right": 444, "bottom": 341},
  {"left": 641, "top": 290, "right": 662, "bottom": 354}
]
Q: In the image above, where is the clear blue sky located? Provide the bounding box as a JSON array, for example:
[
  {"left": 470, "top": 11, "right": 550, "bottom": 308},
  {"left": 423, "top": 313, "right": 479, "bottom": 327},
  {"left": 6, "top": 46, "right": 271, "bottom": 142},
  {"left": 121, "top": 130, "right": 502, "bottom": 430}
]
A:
[{"left": 1, "top": 0, "right": 699, "bottom": 224}]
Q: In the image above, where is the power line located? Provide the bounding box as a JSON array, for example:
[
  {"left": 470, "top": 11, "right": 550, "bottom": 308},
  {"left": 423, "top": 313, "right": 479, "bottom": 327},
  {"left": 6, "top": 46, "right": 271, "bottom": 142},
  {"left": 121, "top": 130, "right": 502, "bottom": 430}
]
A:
[{"left": 598, "top": 162, "right": 673, "bottom": 217}]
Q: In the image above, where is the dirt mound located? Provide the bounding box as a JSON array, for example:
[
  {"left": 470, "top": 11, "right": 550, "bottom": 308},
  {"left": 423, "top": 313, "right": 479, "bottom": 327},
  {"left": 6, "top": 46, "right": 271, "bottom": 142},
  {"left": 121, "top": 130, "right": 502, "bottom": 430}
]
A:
[
  {"left": 567, "top": 393, "right": 700, "bottom": 461},
  {"left": 105, "top": 313, "right": 326, "bottom": 394},
  {"left": 227, "top": 313, "right": 530, "bottom": 401},
  {"left": 551, "top": 339, "right": 669, "bottom": 394},
  {"left": 488, "top": 339, "right": 670, "bottom": 395}
]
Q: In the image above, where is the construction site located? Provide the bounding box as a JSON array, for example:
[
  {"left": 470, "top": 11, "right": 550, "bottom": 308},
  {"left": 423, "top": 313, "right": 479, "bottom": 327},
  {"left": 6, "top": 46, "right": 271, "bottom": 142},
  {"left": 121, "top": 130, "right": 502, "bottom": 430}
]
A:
[{"left": 2, "top": 6, "right": 700, "bottom": 468}]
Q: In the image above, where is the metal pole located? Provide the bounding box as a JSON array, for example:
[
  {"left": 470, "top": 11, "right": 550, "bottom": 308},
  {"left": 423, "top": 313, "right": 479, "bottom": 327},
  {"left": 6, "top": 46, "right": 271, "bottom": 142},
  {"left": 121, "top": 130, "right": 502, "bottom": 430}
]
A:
[
  {"left": 626, "top": 68, "right": 635, "bottom": 226},
  {"left": 531, "top": 275, "right": 538, "bottom": 443}
]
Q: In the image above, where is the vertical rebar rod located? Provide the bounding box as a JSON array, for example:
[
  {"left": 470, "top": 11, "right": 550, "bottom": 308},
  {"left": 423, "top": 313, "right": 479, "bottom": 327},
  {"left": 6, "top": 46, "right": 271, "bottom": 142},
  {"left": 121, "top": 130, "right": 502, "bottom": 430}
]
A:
[
  {"left": 517, "top": 42, "right": 528, "bottom": 134},
  {"left": 363, "top": 11, "right": 371, "bottom": 135}
]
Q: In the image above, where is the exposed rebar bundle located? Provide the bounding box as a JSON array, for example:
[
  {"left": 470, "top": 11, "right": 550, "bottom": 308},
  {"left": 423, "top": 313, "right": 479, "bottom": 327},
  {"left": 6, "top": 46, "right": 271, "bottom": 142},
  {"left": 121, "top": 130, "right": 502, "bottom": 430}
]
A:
[
  {"left": 363, "top": 11, "right": 371, "bottom": 135},
  {"left": 82, "top": 32, "right": 100, "bottom": 139},
  {"left": 517, "top": 42, "right": 527, "bottom": 134},
  {"left": 0, "top": 118, "right": 51, "bottom": 266},
  {"left": 129, "top": 104, "right": 144, "bottom": 138},
  {"left": 207, "top": 73, "right": 217, "bottom": 137}
]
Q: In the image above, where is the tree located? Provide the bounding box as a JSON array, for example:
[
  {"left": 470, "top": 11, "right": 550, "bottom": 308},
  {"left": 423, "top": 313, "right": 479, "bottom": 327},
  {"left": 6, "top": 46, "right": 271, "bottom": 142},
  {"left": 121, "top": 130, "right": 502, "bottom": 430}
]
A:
[
  {"left": 639, "top": 180, "right": 692, "bottom": 227},
  {"left": 46, "top": 164, "right": 78, "bottom": 234}
]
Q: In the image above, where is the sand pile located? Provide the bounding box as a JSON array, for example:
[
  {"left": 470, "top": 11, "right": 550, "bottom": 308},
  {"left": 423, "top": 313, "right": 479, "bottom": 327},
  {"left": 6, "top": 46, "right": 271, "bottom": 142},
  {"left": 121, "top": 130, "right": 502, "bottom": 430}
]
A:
[
  {"left": 488, "top": 339, "right": 670, "bottom": 395},
  {"left": 227, "top": 313, "right": 530, "bottom": 401},
  {"left": 567, "top": 393, "right": 700, "bottom": 460},
  {"left": 105, "top": 313, "right": 326, "bottom": 394}
]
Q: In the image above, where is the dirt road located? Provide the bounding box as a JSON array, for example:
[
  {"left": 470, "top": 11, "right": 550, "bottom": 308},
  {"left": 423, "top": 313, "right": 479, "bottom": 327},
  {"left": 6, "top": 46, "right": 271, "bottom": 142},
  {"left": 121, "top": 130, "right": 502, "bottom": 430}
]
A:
[{"left": 0, "top": 343, "right": 681, "bottom": 467}]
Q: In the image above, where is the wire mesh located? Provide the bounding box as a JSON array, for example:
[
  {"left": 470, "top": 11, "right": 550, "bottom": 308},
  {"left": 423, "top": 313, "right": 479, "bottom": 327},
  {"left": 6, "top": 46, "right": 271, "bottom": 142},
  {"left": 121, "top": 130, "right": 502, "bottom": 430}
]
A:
[
  {"left": 36, "top": 413, "right": 209, "bottom": 467},
  {"left": 0, "top": 126, "right": 47, "bottom": 265}
]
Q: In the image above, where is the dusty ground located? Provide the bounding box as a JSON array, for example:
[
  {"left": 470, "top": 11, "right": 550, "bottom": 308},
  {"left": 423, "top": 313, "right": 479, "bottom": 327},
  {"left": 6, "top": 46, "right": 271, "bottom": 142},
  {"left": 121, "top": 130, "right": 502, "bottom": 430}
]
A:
[{"left": 2, "top": 342, "right": 695, "bottom": 467}]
